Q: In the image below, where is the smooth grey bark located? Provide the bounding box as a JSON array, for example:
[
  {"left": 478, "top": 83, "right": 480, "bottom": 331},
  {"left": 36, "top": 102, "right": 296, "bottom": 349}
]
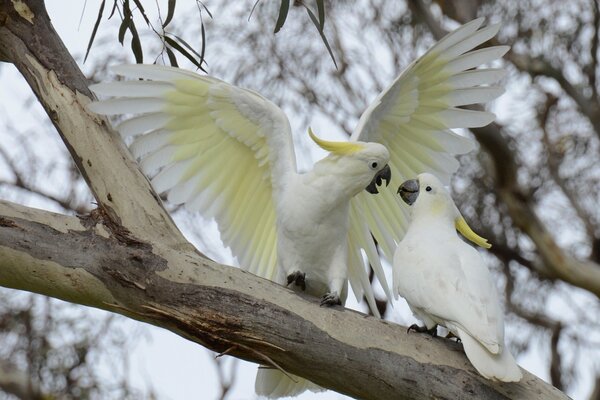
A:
[
  {"left": 0, "top": 1, "right": 571, "bottom": 399},
  {"left": 0, "top": 200, "right": 569, "bottom": 400}
]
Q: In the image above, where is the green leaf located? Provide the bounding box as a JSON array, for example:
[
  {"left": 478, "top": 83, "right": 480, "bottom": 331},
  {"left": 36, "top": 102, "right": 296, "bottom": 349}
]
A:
[
  {"left": 118, "top": 17, "right": 128, "bottom": 45},
  {"left": 274, "top": 0, "right": 289, "bottom": 33},
  {"left": 163, "top": 0, "right": 176, "bottom": 28},
  {"left": 164, "top": 35, "right": 206, "bottom": 72},
  {"left": 84, "top": 0, "right": 106, "bottom": 63},
  {"left": 129, "top": 19, "right": 143, "bottom": 63},
  {"left": 199, "top": 15, "right": 207, "bottom": 66},
  {"left": 197, "top": 1, "right": 213, "bottom": 19},
  {"left": 165, "top": 47, "right": 179, "bottom": 67},
  {"left": 248, "top": 0, "right": 261, "bottom": 21},
  {"left": 171, "top": 34, "right": 207, "bottom": 67},
  {"left": 118, "top": 0, "right": 132, "bottom": 45},
  {"left": 131, "top": 0, "right": 150, "bottom": 25},
  {"left": 305, "top": 6, "right": 337, "bottom": 69},
  {"left": 316, "top": 0, "right": 325, "bottom": 30},
  {"left": 108, "top": 0, "right": 118, "bottom": 19}
]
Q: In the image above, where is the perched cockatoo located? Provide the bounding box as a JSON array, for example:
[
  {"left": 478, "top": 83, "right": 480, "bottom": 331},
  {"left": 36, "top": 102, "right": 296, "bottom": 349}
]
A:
[
  {"left": 87, "top": 17, "right": 508, "bottom": 398},
  {"left": 394, "top": 173, "right": 522, "bottom": 382}
]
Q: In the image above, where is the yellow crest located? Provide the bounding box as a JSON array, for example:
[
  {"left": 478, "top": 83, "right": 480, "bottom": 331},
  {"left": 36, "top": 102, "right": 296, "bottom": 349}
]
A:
[
  {"left": 308, "top": 127, "right": 364, "bottom": 155},
  {"left": 455, "top": 217, "right": 491, "bottom": 249}
]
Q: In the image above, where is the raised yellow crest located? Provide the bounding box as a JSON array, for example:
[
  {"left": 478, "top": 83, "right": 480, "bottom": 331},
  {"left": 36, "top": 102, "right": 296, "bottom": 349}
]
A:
[{"left": 308, "top": 127, "right": 365, "bottom": 155}]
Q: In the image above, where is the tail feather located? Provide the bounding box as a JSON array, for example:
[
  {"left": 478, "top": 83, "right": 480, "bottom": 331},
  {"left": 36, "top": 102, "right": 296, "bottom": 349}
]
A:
[
  {"left": 255, "top": 366, "right": 324, "bottom": 398},
  {"left": 458, "top": 328, "right": 522, "bottom": 382}
]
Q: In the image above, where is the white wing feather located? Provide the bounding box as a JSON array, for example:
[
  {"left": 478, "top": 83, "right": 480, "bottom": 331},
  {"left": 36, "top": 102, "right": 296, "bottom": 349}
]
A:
[
  {"left": 88, "top": 64, "right": 296, "bottom": 280},
  {"left": 395, "top": 235, "right": 504, "bottom": 352},
  {"left": 348, "top": 19, "right": 508, "bottom": 301}
]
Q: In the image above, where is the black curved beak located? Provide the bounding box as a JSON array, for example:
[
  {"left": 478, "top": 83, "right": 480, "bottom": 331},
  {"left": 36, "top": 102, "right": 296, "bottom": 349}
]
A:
[
  {"left": 365, "top": 164, "right": 391, "bottom": 194},
  {"left": 398, "top": 179, "right": 419, "bottom": 205}
]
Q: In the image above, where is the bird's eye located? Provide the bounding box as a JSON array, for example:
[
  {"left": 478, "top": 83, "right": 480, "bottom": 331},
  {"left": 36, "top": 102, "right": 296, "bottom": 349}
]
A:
[
  {"left": 370, "top": 162, "right": 378, "bottom": 170},
  {"left": 426, "top": 186, "right": 432, "bottom": 192}
]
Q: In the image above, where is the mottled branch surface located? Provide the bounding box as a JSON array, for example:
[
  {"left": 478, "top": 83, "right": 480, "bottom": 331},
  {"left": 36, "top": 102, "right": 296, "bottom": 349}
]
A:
[
  {"left": 0, "top": 201, "right": 567, "bottom": 400},
  {"left": 0, "top": 1, "right": 569, "bottom": 399}
]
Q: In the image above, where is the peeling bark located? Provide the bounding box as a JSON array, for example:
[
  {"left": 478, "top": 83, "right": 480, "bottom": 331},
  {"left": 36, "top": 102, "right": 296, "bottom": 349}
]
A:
[
  {"left": 0, "top": 201, "right": 568, "bottom": 400},
  {"left": 0, "top": 0, "right": 185, "bottom": 248}
]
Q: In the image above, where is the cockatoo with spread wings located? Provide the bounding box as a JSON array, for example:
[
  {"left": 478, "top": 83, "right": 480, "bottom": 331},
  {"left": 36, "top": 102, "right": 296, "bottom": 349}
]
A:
[
  {"left": 88, "top": 18, "right": 508, "bottom": 398},
  {"left": 395, "top": 173, "right": 522, "bottom": 382}
]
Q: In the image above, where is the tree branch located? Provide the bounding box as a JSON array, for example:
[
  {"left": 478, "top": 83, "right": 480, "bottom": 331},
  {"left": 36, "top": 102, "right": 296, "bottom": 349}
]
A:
[
  {"left": 0, "top": 200, "right": 568, "bottom": 400},
  {"left": 0, "top": 0, "right": 186, "bottom": 249}
]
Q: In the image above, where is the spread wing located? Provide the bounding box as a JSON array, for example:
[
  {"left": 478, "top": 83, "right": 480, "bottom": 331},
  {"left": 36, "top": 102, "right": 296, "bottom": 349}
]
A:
[
  {"left": 88, "top": 64, "right": 297, "bottom": 280},
  {"left": 347, "top": 19, "right": 508, "bottom": 303}
]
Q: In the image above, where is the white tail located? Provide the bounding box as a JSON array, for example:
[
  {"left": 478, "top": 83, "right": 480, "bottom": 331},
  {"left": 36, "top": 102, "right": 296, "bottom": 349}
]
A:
[
  {"left": 458, "top": 328, "right": 522, "bottom": 382},
  {"left": 255, "top": 366, "right": 324, "bottom": 398}
]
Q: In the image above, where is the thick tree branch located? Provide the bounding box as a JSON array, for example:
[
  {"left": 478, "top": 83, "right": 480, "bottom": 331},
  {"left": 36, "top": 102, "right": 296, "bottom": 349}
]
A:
[
  {"left": 0, "top": 200, "right": 568, "bottom": 400},
  {"left": 0, "top": 0, "right": 186, "bottom": 249}
]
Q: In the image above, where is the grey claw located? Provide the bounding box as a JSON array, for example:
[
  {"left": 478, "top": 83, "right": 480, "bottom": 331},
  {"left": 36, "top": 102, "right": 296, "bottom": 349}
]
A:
[
  {"left": 407, "top": 324, "right": 437, "bottom": 337},
  {"left": 320, "top": 292, "right": 342, "bottom": 307},
  {"left": 286, "top": 271, "right": 306, "bottom": 291}
]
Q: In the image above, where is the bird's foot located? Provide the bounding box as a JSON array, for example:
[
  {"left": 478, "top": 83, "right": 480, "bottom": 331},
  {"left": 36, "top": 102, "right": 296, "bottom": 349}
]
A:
[
  {"left": 320, "top": 292, "right": 342, "bottom": 307},
  {"left": 407, "top": 324, "right": 438, "bottom": 337},
  {"left": 286, "top": 271, "right": 306, "bottom": 291},
  {"left": 445, "top": 332, "right": 461, "bottom": 343}
]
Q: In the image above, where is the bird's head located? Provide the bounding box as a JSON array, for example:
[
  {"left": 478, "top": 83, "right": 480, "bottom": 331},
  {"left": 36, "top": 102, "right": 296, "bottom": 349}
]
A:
[
  {"left": 397, "top": 173, "right": 491, "bottom": 248},
  {"left": 309, "top": 128, "right": 391, "bottom": 196}
]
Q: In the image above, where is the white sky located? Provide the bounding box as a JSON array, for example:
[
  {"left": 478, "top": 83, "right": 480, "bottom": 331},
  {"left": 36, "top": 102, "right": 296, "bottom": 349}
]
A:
[{"left": 0, "top": 1, "right": 593, "bottom": 399}]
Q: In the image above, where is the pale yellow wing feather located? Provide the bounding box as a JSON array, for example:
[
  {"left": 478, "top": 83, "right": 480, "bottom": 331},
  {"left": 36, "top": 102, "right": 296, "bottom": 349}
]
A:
[
  {"left": 88, "top": 64, "right": 296, "bottom": 280},
  {"left": 349, "top": 19, "right": 508, "bottom": 302}
]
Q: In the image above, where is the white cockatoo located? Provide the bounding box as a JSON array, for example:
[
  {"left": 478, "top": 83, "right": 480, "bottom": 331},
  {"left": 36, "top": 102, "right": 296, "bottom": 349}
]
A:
[
  {"left": 87, "top": 17, "right": 508, "bottom": 398},
  {"left": 394, "top": 173, "right": 522, "bottom": 382}
]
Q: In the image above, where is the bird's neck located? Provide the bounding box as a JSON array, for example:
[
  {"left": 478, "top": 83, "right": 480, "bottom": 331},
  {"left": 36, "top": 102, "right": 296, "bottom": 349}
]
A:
[
  {"left": 302, "top": 169, "right": 359, "bottom": 211},
  {"left": 410, "top": 203, "right": 457, "bottom": 236},
  {"left": 307, "top": 158, "right": 366, "bottom": 201}
]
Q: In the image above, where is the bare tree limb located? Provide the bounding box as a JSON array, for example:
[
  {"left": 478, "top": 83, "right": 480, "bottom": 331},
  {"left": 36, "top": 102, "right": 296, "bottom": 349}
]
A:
[
  {"left": 0, "top": 0, "right": 186, "bottom": 249},
  {"left": 0, "top": 200, "right": 569, "bottom": 400}
]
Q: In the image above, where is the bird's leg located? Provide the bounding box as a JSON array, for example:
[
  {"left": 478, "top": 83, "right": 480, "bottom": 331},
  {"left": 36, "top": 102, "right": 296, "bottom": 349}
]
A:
[
  {"left": 321, "top": 276, "right": 344, "bottom": 307},
  {"left": 444, "top": 331, "right": 461, "bottom": 343},
  {"left": 286, "top": 271, "right": 306, "bottom": 291},
  {"left": 320, "top": 292, "right": 342, "bottom": 307},
  {"left": 407, "top": 324, "right": 438, "bottom": 337}
]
